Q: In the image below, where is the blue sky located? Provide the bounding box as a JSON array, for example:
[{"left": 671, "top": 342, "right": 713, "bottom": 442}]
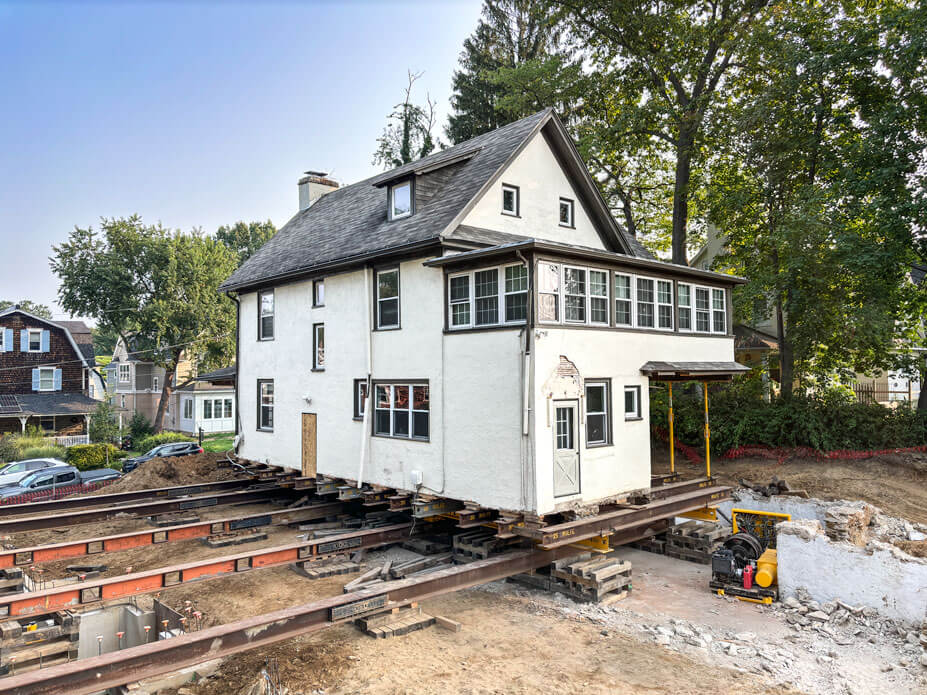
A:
[{"left": 0, "top": 0, "right": 482, "bottom": 319}]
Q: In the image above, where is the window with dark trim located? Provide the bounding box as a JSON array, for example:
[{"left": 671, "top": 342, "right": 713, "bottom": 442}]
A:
[
  {"left": 501, "top": 183, "right": 519, "bottom": 216},
  {"left": 258, "top": 290, "right": 274, "bottom": 340},
  {"left": 353, "top": 379, "right": 368, "bottom": 419},
  {"left": 448, "top": 264, "right": 527, "bottom": 329},
  {"left": 678, "top": 283, "right": 692, "bottom": 331},
  {"left": 585, "top": 380, "right": 610, "bottom": 445},
  {"left": 313, "top": 323, "right": 325, "bottom": 370},
  {"left": 257, "top": 379, "right": 274, "bottom": 431},
  {"left": 624, "top": 385, "right": 641, "bottom": 420},
  {"left": 389, "top": 180, "right": 412, "bottom": 220},
  {"left": 559, "top": 198, "right": 574, "bottom": 227},
  {"left": 313, "top": 279, "right": 325, "bottom": 307},
  {"left": 373, "top": 382, "right": 429, "bottom": 440},
  {"left": 376, "top": 268, "right": 400, "bottom": 329}
]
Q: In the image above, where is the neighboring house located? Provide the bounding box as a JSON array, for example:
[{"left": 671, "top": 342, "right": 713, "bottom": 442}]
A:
[
  {"left": 219, "top": 109, "right": 745, "bottom": 515},
  {"left": 169, "top": 366, "right": 236, "bottom": 435},
  {"left": 0, "top": 307, "right": 103, "bottom": 444},
  {"left": 105, "top": 337, "right": 194, "bottom": 429}
]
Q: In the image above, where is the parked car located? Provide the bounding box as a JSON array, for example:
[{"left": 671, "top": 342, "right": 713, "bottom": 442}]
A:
[
  {"left": 121, "top": 441, "right": 204, "bottom": 474},
  {"left": 0, "top": 465, "right": 122, "bottom": 500},
  {"left": 0, "top": 458, "right": 68, "bottom": 487}
]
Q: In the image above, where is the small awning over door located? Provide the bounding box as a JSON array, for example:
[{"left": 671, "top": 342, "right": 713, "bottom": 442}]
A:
[{"left": 640, "top": 361, "right": 751, "bottom": 382}]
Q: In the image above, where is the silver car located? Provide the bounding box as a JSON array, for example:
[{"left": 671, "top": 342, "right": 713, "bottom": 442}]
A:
[{"left": 0, "top": 459, "right": 68, "bottom": 487}]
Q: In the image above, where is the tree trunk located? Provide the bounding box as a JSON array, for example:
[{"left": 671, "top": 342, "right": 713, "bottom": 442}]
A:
[
  {"left": 672, "top": 127, "right": 695, "bottom": 266},
  {"left": 918, "top": 354, "right": 927, "bottom": 412},
  {"left": 776, "top": 296, "right": 793, "bottom": 399},
  {"left": 153, "top": 363, "right": 177, "bottom": 433}
]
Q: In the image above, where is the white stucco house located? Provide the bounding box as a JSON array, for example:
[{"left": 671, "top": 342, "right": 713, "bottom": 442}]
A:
[{"left": 220, "top": 109, "right": 745, "bottom": 515}]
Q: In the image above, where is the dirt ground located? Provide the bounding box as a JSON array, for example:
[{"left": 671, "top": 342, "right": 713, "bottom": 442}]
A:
[
  {"left": 654, "top": 449, "right": 927, "bottom": 524},
  {"left": 96, "top": 452, "right": 246, "bottom": 494}
]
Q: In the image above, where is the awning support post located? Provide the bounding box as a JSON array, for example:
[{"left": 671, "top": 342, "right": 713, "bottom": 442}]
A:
[
  {"left": 703, "top": 381, "right": 711, "bottom": 478},
  {"left": 667, "top": 382, "right": 675, "bottom": 475}
]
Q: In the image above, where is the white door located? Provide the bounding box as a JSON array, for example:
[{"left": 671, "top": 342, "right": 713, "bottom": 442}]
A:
[{"left": 553, "top": 401, "right": 580, "bottom": 497}]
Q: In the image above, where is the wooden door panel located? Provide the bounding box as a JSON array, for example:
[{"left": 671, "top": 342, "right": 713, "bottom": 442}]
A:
[{"left": 301, "top": 413, "right": 317, "bottom": 477}]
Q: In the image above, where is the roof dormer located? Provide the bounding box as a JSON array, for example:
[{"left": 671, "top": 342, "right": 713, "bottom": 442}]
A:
[{"left": 388, "top": 178, "right": 413, "bottom": 221}]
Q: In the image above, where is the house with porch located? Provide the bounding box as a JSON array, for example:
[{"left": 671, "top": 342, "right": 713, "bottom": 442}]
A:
[
  {"left": 168, "top": 367, "right": 236, "bottom": 436},
  {"left": 0, "top": 307, "right": 103, "bottom": 445},
  {"left": 220, "top": 109, "right": 746, "bottom": 515}
]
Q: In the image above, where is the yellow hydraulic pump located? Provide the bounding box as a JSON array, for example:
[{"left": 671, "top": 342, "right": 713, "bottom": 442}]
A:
[{"left": 755, "top": 548, "right": 778, "bottom": 588}]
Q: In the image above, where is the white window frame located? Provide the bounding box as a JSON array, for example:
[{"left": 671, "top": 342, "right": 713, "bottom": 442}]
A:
[
  {"left": 559, "top": 198, "right": 574, "bottom": 227},
  {"left": 373, "top": 382, "right": 429, "bottom": 441},
  {"left": 501, "top": 183, "right": 519, "bottom": 216},
  {"left": 119, "top": 364, "right": 130, "bottom": 383},
  {"left": 258, "top": 290, "right": 275, "bottom": 341},
  {"left": 204, "top": 399, "right": 213, "bottom": 419},
  {"left": 27, "top": 329, "right": 42, "bottom": 352},
  {"left": 183, "top": 398, "right": 193, "bottom": 420},
  {"left": 375, "top": 268, "right": 400, "bottom": 329},
  {"left": 624, "top": 385, "right": 641, "bottom": 420},
  {"left": 353, "top": 379, "right": 368, "bottom": 420},
  {"left": 563, "top": 265, "right": 587, "bottom": 324},
  {"left": 588, "top": 269, "right": 610, "bottom": 325},
  {"left": 656, "top": 279, "right": 674, "bottom": 330},
  {"left": 38, "top": 367, "right": 55, "bottom": 392},
  {"left": 153, "top": 376, "right": 159, "bottom": 393},
  {"left": 258, "top": 380, "right": 274, "bottom": 431},
  {"left": 712, "top": 288, "right": 727, "bottom": 334},
  {"left": 584, "top": 380, "right": 610, "bottom": 446},
  {"left": 224, "top": 399, "right": 233, "bottom": 419},
  {"left": 678, "top": 283, "right": 693, "bottom": 332},
  {"left": 537, "top": 262, "right": 561, "bottom": 324},
  {"left": 389, "top": 181, "right": 412, "bottom": 220},
  {"left": 614, "top": 273, "right": 633, "bottom": 327},
  {"left": 503, "top": 264, "right": 529, "bottom": 324},
  {"left": 694, "top": 286, "right": 712, "bottom": 333},
  {"left": 313, "top": 323, "right": 325, "bottom": 370},
  {"left": 447, "top": 264, "right": 527, "bottom": 330},
  {"left": 634, "top": 277, "right": 656, "bottom": 329},
  {"left": 313, "top": 279, "right": 325, "bottom": 307}
]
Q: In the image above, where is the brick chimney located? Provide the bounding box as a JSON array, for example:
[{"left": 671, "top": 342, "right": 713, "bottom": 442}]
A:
[{"left": 298, "top": 171, "right": 339, "bottom": 211}]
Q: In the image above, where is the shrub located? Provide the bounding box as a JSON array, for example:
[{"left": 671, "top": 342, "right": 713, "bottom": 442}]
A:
[
  {"left": 128, "top": 412, "right": 153, "bottom": 441},
  {"left": 650, "top": 374, "right": 927, "bottom": 455},
  {"left": 19, "top": 445, "right": 66, "bottom": 461},
  {"left": 135, "top": 432, "right": 196, "bottom": 454},
  {"left": 66, "top": 443, "right": 125, "bottom": 471},
  {"left": 89, "top": 400, "right": 120, "bottom": 444},
  {"left": 0, "top": 437, "right": 21, "bottom": 464}
]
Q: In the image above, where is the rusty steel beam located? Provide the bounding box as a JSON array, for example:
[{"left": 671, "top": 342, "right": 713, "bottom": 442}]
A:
[
  {"left": 0, "top": 524, "right": 413, "bottom": 618},
  {"left": 0, "top": 501, "right": 344, "bottom": 569},
  {"left": 647, "top": 476, "right": 717, "bottom": 500},
  {"left": 517, "top": 485, "right": 732, "bottom": 549},
  {"left": 0, "top": 546, "right": 577, "bottom": 695},
  {"left": 0, "top": 478, "right": 262, "bottom": 518},
  {"left": 0, "top": 487, "right": 299, "bottom": 534}
]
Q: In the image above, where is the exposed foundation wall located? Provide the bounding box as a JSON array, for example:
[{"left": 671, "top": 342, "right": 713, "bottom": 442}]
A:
[
  {"left": 777, "top": 520, "right": 927, "bottom": 625},
  {"left": 717, "top": 490, "right": 834, "bottom": 523},
  {"left": 77, "top": 604, "right": 152, "bottom": 659}
]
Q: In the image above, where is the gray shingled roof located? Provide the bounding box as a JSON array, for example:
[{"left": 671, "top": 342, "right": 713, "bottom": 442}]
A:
[
  {"left": 220, "top": 109, "right": 654, "bottom": 292},
  {"left": 8, "top": 393, "right": 100, "bottom": 416}
]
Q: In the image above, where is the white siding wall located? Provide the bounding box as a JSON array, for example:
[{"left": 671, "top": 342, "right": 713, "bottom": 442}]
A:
[
  {"left": 461, "top": 132, "right": 607, "bottom": 250},
  {"left": 237, "top": 259, "right": 528, "bottom": 510},
  {"left": 531, "top": 330, "right": 735, "bottom": 515}
]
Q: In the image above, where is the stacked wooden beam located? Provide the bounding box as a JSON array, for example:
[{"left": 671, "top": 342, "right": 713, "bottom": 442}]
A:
[
  {"left": 452, "top": 530, "right": 509, "bottom": 561},
  {"left": 356, "top": 604, "right": 435, "bottom": 639},
  {"left": 549, "top": 555, "right": 632, "bottom": 604},
  {"left": 663, "top": 521, "right": 731, "bottom": 564}
]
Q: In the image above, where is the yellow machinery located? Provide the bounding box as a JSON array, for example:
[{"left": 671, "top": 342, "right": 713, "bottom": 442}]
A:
[
  {"left": 710, "top": 509, "right": 790, "bottom": 603},
  {"left": 755, "top": 548, "right": 778, "bottom": 588}
]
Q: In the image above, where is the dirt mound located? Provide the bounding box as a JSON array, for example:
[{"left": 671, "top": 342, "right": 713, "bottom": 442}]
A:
[
  {"left": 101, "top": 452, "right": 246, "bottom": 493},
  {"left": 894, "top": 539, "right": 927, "bottom": 558}
]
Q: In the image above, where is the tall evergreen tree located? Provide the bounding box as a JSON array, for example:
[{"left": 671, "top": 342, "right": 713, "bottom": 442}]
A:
[{"left": 446, "top": 0, "right": 564, "bottom": 144}]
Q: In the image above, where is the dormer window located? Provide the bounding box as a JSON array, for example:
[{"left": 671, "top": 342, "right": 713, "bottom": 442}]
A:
[
  {"left": 389, "top": 180, "right": 412, "bottom": 220},
  {"left": 559, "top": 198, "right": 574, "bottom": 227},
  {"left": 502, "top": 184, "right": 519, "bottom": 216}
]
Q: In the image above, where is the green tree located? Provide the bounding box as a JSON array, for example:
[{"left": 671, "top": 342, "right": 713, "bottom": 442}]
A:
[
  {"left": 0, "top": 300, "right": 53, "bottom": 319},
  {"left": 91, "top": 324, "right": 121, "bottom": 357},
  {"left": 708, "top": 1, "right": 927, "bottom": 397},
  {"left": 373, "top": 71, "right": 442, "bottom": 169},
  {"left": 447, "top": 0, "right": 565, "bottom": 144},
  {"left": 51, "top": 216, "right": 238, "bottom": 431},
  {"left": 549, "top": 0, "right": 770, "bottom": 264},
  {"left": 88, "top": 400, "right": 120, "bottom": 444},
  {"left": 216, "top": 220, "right": 277, "bottom": 266}
]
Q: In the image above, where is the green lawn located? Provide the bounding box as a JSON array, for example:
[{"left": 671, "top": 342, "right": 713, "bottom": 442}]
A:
[{"left": 201, "top": 434, "right": 235, "bottom": 453}]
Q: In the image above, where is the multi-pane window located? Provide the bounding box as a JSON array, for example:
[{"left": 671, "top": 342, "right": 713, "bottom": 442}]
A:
[
  {"left": 678, "top": 284, "right": 692, "bottom": 331},
  {"left": 624, "top": 385, "right": 641, "bottom": 420},
  {"left": 28, "top": 330, "right": 41, "bottom": 351},
  {"left": 589, "top": 270, "right": 609, "bottom": 324},
  {"left": 564, "top": 267, "right": 586, "bottom": 322},
  {"left": 585, "top": 381, "right": 610, "bottom": 445},
  {"left": 183, "top": 399, "right": 193, "bottom": 420},
  {"left": 313, "top": 279, "right": 324, "bottom": 307},
  {"left": 448, "top": 264, "right": 527, "bottom": 329},
  {"left": 695, "top": 287, "right": 711, "bottom": 332},
  {"left": 38, "top": 368, "right": 54, "bottom": 391},
  {"left": 504, "top": 265, "right": 528, "bottom": 322},
  {"left": 373, "top": 383, "right": 429, "bottom": 441},
  {"left": 474, "top": 269, "right": 499, "bottom": 325},
  {"left": 313, "top": 323, "right": 325, "bottom": 369},
  {"left": 712, "top": 289, "right": 726, "bottom": 333},
  {"left": 119, "top": 364, "right": 130, "bottom": 383},
  {"left": 538, "top": 263, "right": 560, "bottom": 322},
  {"left": 615, "top": 274, "right": 632, "bottom": 326},
  {"left": 376, "top": 268, "right": 400, "bottom": 329},
  {"left": 636, "top": 278, "right": 655, "bottom": 328},
  {"left": 353, "top": 379, "right": 368, "bottom": 419},
  {"left": 559, "top": 198, "right": 574, "bottom": 227},
  {"left": 224, "top": 399, "right": 233, "bottom": 419},
  {"left": 204, "top": 399, "right": 213, "bottom": 419},
  {"left": 390, "top": 181, "right": 412, "bottom": 219},
  {"left": 258, "top": 290, "right": 274, "bottom": 340},
  {"left": 502, "top": 184, "right": 519, "bottom": 216},
  {"left": 555, "top": 407, "right": 574, "bottom": 449},
  {"left": 657, "top": 280, "right": 674, "bottom": 330},
  {"left": 258, "top": 380, "right": 274, "bottom": 431}
]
